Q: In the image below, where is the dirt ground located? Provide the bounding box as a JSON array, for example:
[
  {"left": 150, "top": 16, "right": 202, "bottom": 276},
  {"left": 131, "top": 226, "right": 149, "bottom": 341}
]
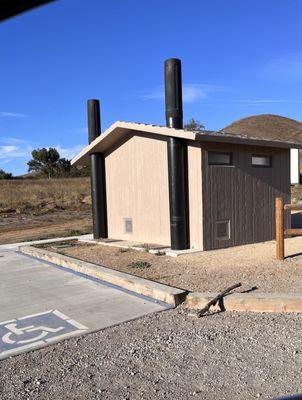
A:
[
  {"left": 0, "top": 177, "right": 92, "bottom": 244},
  {"left": 43, "top": 235, "right": 302, "bottom": 294},
  {"left": 0, "top": 308, "right": 301, "bottom": 400},
  {"left": 0, "top": 208, "right": 92, "bottom": 244}
]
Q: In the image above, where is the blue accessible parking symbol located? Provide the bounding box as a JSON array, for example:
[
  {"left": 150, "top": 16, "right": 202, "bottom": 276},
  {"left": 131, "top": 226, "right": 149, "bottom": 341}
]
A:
[{"left": 0, "top": 310, "right": 88, "bottom": 359}]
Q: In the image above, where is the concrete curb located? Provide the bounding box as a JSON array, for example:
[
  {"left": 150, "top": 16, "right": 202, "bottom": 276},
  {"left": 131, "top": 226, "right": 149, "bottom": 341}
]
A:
[
  {"left": 18, "top": 246, "right": 187, "bottom": 307},
  {"left": 186, "top": 292, "right": 302, "bottom": 313},
  {"left": 18, "top": 246, "right": 302, "bottom": 313}
]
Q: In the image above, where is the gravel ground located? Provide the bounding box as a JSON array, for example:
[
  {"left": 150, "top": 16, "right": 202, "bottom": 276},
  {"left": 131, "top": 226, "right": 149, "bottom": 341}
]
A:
[
  {"left": 1, "top": 308, "right": 301, "bottom": 400},
  {"left": 43, "top": 236, "right": 302, "bottom": 293}
]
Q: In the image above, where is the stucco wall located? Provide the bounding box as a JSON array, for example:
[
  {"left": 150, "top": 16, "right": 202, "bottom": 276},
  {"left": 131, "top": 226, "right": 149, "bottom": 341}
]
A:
[
  {"left": 187, "top": 143, "right": 203, "bottom": 249},
  {"left": 105, "top": 133, "right": 204, "bottom": 249},
  {"left": 105, "top": 134, "right": 171, "bottom": 246}
]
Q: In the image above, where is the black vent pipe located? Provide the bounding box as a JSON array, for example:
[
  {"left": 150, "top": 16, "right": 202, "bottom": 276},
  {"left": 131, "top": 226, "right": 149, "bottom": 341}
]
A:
[
  {"left": 165, "top": 59, "right": 189, "bottom": 250},
  {"left": 165, "top": 58, "right": 183, "bottom": 129},
  {"left": 88, "top": 99, "right": 101, "bottom": 144},
  {"left": 87, "top": 99, "right": 108, "bottom": 240}
]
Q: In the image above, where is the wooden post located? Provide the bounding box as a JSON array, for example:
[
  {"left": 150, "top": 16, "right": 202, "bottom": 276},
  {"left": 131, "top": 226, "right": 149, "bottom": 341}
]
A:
[{"left": 275, "top": 197, "right": 284, "bottom": 261}]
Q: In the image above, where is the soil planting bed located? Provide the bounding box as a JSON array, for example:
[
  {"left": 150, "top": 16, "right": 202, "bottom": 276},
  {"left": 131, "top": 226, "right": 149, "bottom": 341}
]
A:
[{"left": 40, "top": 236, "right": 302, "bottom": 293}]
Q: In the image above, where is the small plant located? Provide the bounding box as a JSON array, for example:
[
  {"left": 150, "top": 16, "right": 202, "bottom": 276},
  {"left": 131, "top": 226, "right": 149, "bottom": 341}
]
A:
[
  {"left": 34, "top": 240, "right": 78, "bottom": 249},
  {"left": 119, "top": 247, "right": 130, "bottom": 253},
  {"left": 128, "top": 261, "right": 151, "bottom": 269},
  {"left": 141, "top": 243, "right": 150, "bottom": 252}
]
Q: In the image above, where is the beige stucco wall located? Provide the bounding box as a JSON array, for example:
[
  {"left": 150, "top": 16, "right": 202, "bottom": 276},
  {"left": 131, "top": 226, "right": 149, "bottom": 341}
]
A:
[
  {"left": 105, "top": 134, "right": 171, "bottom": 245},
  {"left": 105, "top": 133, "right": 203, "bottom": 249},
  {"left": 187, "top": 143, "right": 203, "bottom": 249}
]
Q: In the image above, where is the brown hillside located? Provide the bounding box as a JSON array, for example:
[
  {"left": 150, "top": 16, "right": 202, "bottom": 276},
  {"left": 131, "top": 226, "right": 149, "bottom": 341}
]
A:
[{"left": 220, "top": 114, "right": 302, "bottom": 143}]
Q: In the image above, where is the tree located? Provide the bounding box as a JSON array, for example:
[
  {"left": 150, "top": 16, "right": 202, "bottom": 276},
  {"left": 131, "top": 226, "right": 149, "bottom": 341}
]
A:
[
  {"left": 27, "top": 148, "right": 61, "bottom": 179},
  {"left": 27, "top": 147, "right": 91, "bottom": 179},
  {"left": 56, "top": 158, "right": 71, "bottom": 177},
  {"left": 184, "top": 118, "right": 205, "bottom": 131},
  {"left": 0, "top": 169, "right": 12, "bottom": 179},
  {"left": 70, "top": 164, "right": 91, "bottom": 177}
]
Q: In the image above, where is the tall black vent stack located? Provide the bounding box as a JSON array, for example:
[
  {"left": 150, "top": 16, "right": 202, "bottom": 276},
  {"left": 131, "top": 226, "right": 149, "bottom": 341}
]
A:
[
  {"left": 165, "top": 58, "right": 189, "bottom": 250},
  {"left": 165, "top": 58, "right": 183, "bottom": 129},
  {"left": 87, "top": 99, "right": 108, "bottom": 240}
]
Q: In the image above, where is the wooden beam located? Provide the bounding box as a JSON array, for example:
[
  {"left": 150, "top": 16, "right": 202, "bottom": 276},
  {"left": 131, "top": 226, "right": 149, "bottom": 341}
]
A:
[
  {"left": 284, "top": 204, "right": 302, "bottom": 211},
  {"left": 285, "top": 229, "right": 302, "bottom": 236},
  {"left": 275, "top": 197, "right": 284, "bottom": 261}
]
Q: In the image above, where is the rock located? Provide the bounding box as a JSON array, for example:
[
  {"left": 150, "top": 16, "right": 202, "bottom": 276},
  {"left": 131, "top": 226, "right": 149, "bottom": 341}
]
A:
[{"left": 81, "top": 195, "right": 91, "bottom": 205}]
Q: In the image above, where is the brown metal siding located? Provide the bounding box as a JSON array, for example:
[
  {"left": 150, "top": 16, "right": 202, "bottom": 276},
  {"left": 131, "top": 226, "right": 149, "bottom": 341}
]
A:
[{"left": 202, "top": 143, "right": 290, "bottom": 250}]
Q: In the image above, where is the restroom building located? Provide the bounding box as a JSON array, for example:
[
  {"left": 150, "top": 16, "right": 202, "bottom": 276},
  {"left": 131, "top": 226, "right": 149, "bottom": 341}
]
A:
[{"left": 72, "top": 59, "right": 301, "bottom": 251}]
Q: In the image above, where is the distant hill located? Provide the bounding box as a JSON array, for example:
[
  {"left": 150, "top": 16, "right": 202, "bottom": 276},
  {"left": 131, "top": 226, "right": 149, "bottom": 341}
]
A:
[
  {"left": 220, "top": 114, "right": 302, "bottom": 143},
  {"left": 15, "top": 172, "right": 40, "bottom": 179}
]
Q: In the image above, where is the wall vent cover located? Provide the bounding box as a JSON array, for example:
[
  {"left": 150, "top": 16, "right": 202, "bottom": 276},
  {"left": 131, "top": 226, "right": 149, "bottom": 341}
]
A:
[
  {"left": 124, "top": 218, "right": 133, "bottom": 234},
  {"left": 216, "top": 220, "right": 230, "bottom": 241}
]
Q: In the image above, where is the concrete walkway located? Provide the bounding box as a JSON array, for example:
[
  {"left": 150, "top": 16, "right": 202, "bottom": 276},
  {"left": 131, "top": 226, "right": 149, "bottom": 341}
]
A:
[{"left": 0, "top": 241, "right": 169, "bottom": 359}]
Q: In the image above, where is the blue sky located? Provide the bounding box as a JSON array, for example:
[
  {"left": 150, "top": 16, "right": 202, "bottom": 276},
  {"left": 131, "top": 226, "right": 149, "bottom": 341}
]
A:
[{"left": 0, "top": 0, "right": 301, "bottom": 175}]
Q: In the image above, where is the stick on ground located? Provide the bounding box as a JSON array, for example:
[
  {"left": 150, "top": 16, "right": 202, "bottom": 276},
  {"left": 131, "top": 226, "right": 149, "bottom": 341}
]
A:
[{"left": 195, "top": 282, "right": 242, "bottom": 317}]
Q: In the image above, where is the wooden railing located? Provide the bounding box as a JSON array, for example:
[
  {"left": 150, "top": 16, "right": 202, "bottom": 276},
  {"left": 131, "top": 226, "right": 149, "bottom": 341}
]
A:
[{"left": 275, "top": 197, "right": 302, "bottom": 260}]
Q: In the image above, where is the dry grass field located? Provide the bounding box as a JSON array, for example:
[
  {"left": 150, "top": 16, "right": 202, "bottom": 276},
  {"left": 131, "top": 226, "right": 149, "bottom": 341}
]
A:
[
  {"left": 0, "top": 178, "right": 92, "bottom": 244},
  {"left": 0, "top": 177, "right": 90, "bottom": 212}
]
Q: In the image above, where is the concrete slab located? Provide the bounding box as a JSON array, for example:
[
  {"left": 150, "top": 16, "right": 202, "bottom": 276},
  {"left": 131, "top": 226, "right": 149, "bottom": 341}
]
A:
[
  {"left": 163, "top": 248, "right": 204, "bottom": 257},
  {"left": 78, "top": 237, "right": 203, "bottom": 257},
  {"left": 0, "top": 234, "right": 93, "bottom": 251},
  {"left": 0, "top": 246, "right": 170, "bottom": 360},
  {"left": 78, "top": 238, "right": 148, "bottom": 250}
]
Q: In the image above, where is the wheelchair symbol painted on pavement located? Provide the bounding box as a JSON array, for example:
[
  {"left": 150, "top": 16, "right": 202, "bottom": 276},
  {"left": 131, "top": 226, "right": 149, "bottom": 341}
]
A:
[
  {"left": 0, "top": 310, "right": 88, "bottom": 359},
  {"left": 2, "top": 323, "right": 65, "bottom": 345}
]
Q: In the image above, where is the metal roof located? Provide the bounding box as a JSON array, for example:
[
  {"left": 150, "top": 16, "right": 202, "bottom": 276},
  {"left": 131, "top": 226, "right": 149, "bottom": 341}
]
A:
[{"left": 72, "top": 121, "right": 302, "bottom": 167}]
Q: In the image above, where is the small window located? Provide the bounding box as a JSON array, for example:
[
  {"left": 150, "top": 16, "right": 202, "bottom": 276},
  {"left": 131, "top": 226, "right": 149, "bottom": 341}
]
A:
[
  {"left": 124, "top": 218, "right": 133, "bottom": 234},
  {"left": 208, "top": 151, "right": 232, "bottom": 166},
  {"left": 216, "top": 220, "right": 230, "bottom": 241},
  {"left": 252, "top": 155, "right": 272, "bottom": 168}
]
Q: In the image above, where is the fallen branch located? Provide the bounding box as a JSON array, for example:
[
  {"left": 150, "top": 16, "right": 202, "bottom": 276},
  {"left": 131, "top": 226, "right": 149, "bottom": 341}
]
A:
[{"left": 195, "top": 282, "right": 242, "bottom": 317}]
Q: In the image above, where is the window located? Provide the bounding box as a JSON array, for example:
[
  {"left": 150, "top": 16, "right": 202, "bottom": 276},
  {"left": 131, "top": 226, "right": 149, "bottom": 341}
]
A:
[
  {"left": 208, "top": 151, "right": 232, "bottom": 166},
  {"left": 216, "top": 220, "right": 230, "bottom": 241},
  {"left": 124, "top": 218, "right": 133, "bottom": 234},
  {"left": 252, "top": 155, "right": 272, "bottom": 168}
]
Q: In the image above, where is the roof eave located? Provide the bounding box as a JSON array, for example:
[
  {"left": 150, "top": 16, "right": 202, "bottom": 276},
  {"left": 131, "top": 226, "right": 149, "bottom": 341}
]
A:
[
  {"left": 71, "top": 122, "right": 199, "bottom": 166},
  {"left": 71, "top": 122, "right": 302, "bottom": 168},
  {"left": 196, "top": 132, "right": 302, "bottom": 149}
]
